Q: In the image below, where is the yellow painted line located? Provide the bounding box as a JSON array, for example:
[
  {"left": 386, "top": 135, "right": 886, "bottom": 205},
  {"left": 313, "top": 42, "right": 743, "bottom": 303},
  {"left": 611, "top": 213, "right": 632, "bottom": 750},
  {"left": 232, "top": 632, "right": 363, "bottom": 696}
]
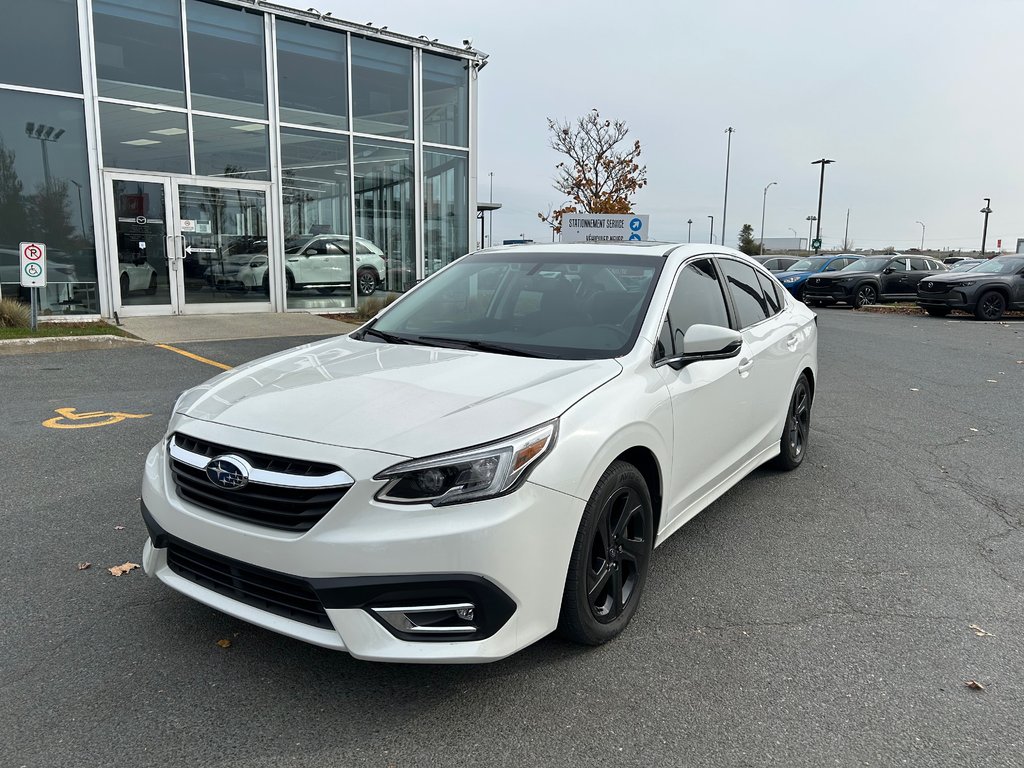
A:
[
  {"left": 156, "top": 344, "right": 233, "bottom": 371},
  {"left": 43, "top": 407, "right": 151, "bottom": 429}
]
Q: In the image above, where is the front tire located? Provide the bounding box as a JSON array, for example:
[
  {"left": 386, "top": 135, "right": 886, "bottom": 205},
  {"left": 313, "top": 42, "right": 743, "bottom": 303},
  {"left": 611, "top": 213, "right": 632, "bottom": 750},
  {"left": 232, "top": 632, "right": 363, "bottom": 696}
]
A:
[
  {"left": 853, "top": 284, "right": 877, "bottom": 309},
  {"left": 974, "top": 290, "right": 1006, "bottom": 321},
  {"left": 558, "top": 461, "right": 653, "bottom": 646},
  {"left": 774, "top": 374, "right": 812, "bottom": 471}
]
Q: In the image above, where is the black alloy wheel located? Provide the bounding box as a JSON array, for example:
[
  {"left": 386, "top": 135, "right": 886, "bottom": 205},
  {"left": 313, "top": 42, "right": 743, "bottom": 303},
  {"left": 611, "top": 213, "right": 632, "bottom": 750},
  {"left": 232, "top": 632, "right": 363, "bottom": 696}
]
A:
[
  {"left": 853, "top": 284, "right": 877, "bottom": 309},
  {"left": 357, "top": 268, "right": 378, "bottom": 296},
  {"left": 774, "top": 374, "right": 811, "bottom": 471},
  {"left": 925, "top": 307, "right": 951, "bottom": 317},
  {"left": 559, "top": 461, "right": 653, "bottom": 645},
  {"left": 974, "top": 290, "right": 1006, "bottom": 321}
]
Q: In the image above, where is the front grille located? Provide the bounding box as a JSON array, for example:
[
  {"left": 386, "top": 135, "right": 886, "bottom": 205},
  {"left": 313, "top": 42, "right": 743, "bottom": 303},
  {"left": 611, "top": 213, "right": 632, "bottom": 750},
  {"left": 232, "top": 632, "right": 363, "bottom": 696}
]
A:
[
  {"left": 919, "top": 281, "right": 953, "bottom": 295},
  {"left": 170, "top": 434, "right": 351, "bottom": 532},
  {"left": 166, "top": 539, "right": 331, "bottom": 629}
]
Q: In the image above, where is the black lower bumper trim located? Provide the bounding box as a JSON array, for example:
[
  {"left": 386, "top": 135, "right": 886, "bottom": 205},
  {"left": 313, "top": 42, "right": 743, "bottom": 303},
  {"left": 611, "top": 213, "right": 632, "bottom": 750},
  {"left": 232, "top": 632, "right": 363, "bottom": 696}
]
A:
[{"left": 141, "top": 500, "right": 517, "bottom": 642}]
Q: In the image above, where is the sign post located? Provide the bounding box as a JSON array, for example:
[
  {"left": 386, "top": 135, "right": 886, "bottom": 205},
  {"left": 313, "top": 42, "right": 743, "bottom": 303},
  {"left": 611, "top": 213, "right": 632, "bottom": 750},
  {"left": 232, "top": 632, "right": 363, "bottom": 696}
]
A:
[{"left": 20, "top": 241, "right": 47, "bottom": 331}]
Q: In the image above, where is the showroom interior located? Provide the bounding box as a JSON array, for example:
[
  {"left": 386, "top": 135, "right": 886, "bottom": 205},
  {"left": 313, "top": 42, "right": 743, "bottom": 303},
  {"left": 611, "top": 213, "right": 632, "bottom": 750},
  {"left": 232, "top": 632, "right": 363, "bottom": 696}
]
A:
[{"left": 0, "top": 0, "right": 481, "bottom": 318}]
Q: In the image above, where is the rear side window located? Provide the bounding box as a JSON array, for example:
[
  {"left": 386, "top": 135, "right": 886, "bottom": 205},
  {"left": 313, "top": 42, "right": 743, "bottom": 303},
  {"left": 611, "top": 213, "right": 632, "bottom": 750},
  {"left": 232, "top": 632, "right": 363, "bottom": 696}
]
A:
[
  {"left": 756, "top": 271, "right": 784, "bottom": 315},
  {"left": 656, "top": 259, "right": 730, "bottom": 360},
  {"left": 910, "top": 257, "right": 931, "bottom": 271},
  {"left": 720, "top": 259, "right": 770, "bottom": 329}
]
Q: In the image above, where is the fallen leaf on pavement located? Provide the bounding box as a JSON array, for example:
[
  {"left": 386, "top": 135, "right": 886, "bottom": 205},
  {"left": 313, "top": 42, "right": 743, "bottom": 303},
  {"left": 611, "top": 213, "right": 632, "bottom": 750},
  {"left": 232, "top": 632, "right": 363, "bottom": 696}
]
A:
[
  {"left": 969, "top": 428, "right": 979, "bottom": 432},
  {"left": 964, "top": 680, "right": 986, "bottom": 691},
  {"left": 216, "top": 639, "right": 232, "bottom": 649},
  {"left": 77, "top": 562, "right": 91, "bottom": 570},
  {"left": 969, "top": 624, "right": 994, "bottom": 637},
  {"left": 108, "top": 562, "right": 140, "bottom": 576},
  {"left": 910, "top": 388, "right": 920, "bottom": 392},
  {"left": 114, "top": 525, "right": 125, "bottom": 531},
  {"left": 986, "top": 380, "right": 998, "bottom": 383}
]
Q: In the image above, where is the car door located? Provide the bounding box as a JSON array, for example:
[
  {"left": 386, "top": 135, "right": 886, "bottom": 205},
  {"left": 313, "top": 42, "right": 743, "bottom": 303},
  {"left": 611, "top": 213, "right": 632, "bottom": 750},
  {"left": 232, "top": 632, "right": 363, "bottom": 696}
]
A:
[
  {"left": 881, "top": 257, "right": 909, "bottom": 295},
  {"left": 654, "top": 258, "right": 753, "bottom": 528},
  {"left": 319, "top": 240, "right": 352, "bottom": 285}
]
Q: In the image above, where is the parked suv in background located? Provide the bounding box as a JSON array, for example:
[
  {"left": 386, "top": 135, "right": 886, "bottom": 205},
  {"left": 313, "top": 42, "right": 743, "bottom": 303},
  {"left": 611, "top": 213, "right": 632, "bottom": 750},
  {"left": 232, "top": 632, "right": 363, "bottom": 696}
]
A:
[
  {"left": 917, "top": 255, "right": 1024, "bottom": 320},
  {"left": 802, "top": 254, "right": 946, "bottom": 308},
  {"left": 775, "top": 254, "right": 861, "bottom": 300}
]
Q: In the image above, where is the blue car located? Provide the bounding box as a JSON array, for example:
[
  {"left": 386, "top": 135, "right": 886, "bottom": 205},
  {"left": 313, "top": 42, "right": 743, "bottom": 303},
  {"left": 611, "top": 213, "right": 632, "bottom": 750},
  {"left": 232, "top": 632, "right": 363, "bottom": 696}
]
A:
[{"left": 775, "top": 254, "right": 863, "bottom": 299}]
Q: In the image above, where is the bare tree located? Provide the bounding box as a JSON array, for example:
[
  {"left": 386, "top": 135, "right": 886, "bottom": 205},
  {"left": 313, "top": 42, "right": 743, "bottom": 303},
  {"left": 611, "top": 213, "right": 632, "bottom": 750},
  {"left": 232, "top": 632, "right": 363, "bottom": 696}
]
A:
[{"left": 538, "top": 109, "right": 647, "bottom": 233}]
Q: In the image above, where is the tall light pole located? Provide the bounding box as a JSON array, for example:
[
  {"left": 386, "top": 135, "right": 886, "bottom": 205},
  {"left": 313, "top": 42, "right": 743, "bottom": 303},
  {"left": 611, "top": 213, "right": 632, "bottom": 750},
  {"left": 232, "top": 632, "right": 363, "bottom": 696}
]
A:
[
  {"left": 68, "top": 179, "right": 87, "bottom": 237},
  {"left": 708, "top": 214, "right": 714, "bottom": 244},
  {"left": 721, "top": 127, "right": 734, "bottom": 246},
  {"left": 25, "top": 122, "right": 66, "bottom": 189},
  {"left": 686, "top": 218, "right": 693, "bottom": 243},
  {"left": 759, "top": 181, "right": 777, "bottom": 255},
  {"left": 810, "top": 158, "right": 835, "bottom": 253},
  {"left": 806, "top": 215, "right": 817, "bottom": 251},
  {"left": 980, "top": 198, "right": 992, "bottom": 257},
  {"left": 487, "top": 171, "right": 494, "bottom": 247},
  {"left": 915, "top": 220, "right": 925, "bottom": 251},
  {"left": 788, "top": 227, "right": 798, "bottom": 239}
]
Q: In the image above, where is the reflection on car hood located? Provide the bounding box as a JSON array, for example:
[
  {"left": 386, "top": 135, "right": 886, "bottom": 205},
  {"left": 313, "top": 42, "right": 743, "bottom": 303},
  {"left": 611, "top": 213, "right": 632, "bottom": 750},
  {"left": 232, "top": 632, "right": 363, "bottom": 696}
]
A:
[
  {"left": 178, "top": 335, "right": 622, "bottom": 457},
  {"left": 775, "top": 270, "right": 814, "bottom": 279},
  {"left": 811, "top": 270, "right": 878, "bottom": 280},
  {"left": 920, "top": 272, "right": 1004, "bottom": 284}
]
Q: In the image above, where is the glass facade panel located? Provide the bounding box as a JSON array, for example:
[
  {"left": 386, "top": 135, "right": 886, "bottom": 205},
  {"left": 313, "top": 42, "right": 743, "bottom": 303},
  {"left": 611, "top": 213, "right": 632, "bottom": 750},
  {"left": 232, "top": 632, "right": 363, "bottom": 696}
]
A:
[
  {"left": 100, "top": 103, "right": 189, "bottom": 173},
  {"left": 186, "top": 0, "right": 266, "bottom": 119},
  {"left": 93, "top": 0, "right": 186, "bottom": 106},
  {"left": 0, "top": 90, "right": 97, "bottom": 314},
  {"left": 280, "top": 128, "right": 353, "bottom": 309},
  {"left": 0, "top": 0, "right": 81, "bottom": 93},
  {"left": 276, "top": 20, "right": 347, "bottom": 131},
  {"left": 423, "top": 149, "right": 468, "bottom": 276},
  {"left": 422, "top": 54, "right": 468, "bottom": 147},
  {"left": 192, "top": 115, "right": 269, "bottom": 180},
  {"left": 354, "top": 138, "right": 414, "bottom": 292},
  {"left": 351, "top": 38, "right": 412, "bottom": 139},
  {"left": 112, "top": 179, "right": 171, "bottom": 306}
]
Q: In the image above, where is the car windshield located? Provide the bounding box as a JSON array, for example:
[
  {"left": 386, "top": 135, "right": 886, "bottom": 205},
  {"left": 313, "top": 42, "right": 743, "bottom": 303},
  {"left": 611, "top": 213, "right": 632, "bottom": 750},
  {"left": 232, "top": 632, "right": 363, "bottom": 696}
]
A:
[
  {"left": 360, "top": 251, "right": 664, "bottom": 360},
  {"left": 788, "top": 257, "right": 828, "bottom": 272},
  {"left": 844, "top": 257, "right": 888, "bottom": 271},
  {"left": 949, "top": 260, "right": 981, "bottom": 272},
  {"left": 971, "top": 258, "right": 1024, "bottom": 274}
]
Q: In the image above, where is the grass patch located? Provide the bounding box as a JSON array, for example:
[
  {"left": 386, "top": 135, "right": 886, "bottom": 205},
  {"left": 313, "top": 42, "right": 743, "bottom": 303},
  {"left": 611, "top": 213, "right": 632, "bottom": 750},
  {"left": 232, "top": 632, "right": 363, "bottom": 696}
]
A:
[{"left": 0, "top": 321, "right": 136, "bottom": 340}]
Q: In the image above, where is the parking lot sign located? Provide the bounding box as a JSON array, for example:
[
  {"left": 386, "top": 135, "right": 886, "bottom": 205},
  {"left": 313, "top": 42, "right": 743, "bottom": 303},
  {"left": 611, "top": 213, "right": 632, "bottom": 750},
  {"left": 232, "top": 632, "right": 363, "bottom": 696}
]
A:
[{"left": 20, "top": 242, "right": 47, "bottom": 287}]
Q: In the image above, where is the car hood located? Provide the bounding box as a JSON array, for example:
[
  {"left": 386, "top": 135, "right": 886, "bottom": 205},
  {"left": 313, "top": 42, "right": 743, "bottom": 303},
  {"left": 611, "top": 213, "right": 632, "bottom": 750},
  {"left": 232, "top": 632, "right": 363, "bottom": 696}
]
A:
[
  {"left": 775, "top": 270, "right": 814, "bottom": 280},
  {"left": 810, "top": 270, "right": 878, "bottom": 281},
  {"left": 177, "top": 335, "right": 622, "bottom": 458},
  {"left": 920, "top": 272, "right": 994, "bottom": 284}
]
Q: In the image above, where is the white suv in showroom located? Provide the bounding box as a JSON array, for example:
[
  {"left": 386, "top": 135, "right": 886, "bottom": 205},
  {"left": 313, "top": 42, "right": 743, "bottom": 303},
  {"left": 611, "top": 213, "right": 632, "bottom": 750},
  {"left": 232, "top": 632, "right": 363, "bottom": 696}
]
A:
[
  {"left": 141, "top": 242, "right": 818, "bottom": 663},
  {"left": 235, "top": 234, "right": 386, "bottom": 295}
]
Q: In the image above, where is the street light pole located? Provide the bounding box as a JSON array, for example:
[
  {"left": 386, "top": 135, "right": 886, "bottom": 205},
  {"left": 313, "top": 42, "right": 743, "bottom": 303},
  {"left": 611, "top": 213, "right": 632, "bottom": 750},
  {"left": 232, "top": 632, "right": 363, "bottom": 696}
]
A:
[
  {"left": 810, "top": 158, "right": 835, "bottom": 253},
  {"left": 721, "top": 127, "right": 734, "bottom": 246},
  {"left": 25, "top": 122, "right": 66, "bottom": 190},
  {"left": 68, "top": 179, "right": 87, "bottom": 237},
  {"left": 806, "top": 215, "right": 817, "bottom": 251},
  {"left": 980, "top": 198, "right": 992, "bottom": 257},
  {"left": 687, "top": 218, "right": 693, "bottom": 243},
  {"left": 760, "top": 181, "right": 777, "bottom": 255},
  {"left": 488, "top": 171, "right": 494, "bottom": 247},
  {"left": 915, "top": 220, "right": 925, "bottom": 251},
  {"left": 708, "top": 214, "right": 714, "bottom": 244}
]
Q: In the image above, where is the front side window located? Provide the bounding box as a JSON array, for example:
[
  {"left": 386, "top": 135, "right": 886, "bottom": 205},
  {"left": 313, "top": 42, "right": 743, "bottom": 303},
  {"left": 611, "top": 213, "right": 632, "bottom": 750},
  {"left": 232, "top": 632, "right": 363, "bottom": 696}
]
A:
[
  {"left": 720, "top": 259, "right": 769, "bottom": 329},
  {"left": 364, "top": 253, "right": 662, "bottom": 360},
  {"left": 887, "top": 258, "right": 910, "bottom": 272},
  {"left": 657, "top": 259, "right": 730, "bottom": 360}
]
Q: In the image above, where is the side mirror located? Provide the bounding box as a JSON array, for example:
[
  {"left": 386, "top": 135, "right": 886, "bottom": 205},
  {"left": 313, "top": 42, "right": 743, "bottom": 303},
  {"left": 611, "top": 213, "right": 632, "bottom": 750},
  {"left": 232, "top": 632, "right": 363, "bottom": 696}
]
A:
[
  {"left": 304, "top": 248, "right": 319, "bottom": 256},
  {"left": 657, "top": 324, "right": 743, "bottom": 370},
  {"left": 882, "top": 267, "right": 895, "bottom": 274}
]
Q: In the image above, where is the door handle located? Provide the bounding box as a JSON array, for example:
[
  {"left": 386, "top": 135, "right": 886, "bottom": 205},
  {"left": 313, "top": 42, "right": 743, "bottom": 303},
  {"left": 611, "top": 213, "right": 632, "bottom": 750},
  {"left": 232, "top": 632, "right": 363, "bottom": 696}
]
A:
[{"left": 737, "top": 357, "right": 754, "bottom": 375}]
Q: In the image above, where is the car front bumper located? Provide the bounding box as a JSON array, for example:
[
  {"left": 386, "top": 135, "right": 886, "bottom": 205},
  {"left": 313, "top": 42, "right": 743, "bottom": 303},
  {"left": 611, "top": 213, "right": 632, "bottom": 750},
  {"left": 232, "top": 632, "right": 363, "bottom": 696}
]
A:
[
  {"left": 916, "top": 291, "right": 971, "bottom": 310},
  {"left": 140, "top": 425, "right": 585, "bottom": 663},
  {"left": 802, "top": 284, "right": 852, "bottom": 302}
]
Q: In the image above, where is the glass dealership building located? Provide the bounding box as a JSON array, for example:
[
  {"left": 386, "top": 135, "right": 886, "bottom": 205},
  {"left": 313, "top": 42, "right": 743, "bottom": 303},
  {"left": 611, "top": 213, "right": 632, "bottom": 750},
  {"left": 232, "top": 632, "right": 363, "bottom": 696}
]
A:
[{"left": 0, "top": 0, "right": 481, "bottom": 317}]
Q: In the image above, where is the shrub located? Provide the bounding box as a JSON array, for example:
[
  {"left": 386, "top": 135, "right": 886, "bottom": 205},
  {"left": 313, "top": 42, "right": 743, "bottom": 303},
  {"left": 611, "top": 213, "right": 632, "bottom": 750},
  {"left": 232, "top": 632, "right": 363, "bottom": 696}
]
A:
[
  {"left": 354, "top": 292, "right": 400, "bottom": 320},
  {"left": 0, "top": 298, "right": 30, "bottom": 328}
]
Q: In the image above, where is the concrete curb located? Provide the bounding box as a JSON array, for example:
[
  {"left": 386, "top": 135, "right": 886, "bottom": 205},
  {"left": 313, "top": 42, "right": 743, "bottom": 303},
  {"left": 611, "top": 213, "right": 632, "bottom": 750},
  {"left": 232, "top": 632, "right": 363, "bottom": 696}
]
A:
[{"left": 0, "top": 334, "right": 146, "bottom": 355}]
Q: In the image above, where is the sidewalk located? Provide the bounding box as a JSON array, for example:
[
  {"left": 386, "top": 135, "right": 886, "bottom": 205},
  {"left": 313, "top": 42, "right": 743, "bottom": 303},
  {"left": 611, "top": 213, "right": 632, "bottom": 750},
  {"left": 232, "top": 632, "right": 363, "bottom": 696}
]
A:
[{"left": 117, "top": 312, "right": 359, "bottom": 343}]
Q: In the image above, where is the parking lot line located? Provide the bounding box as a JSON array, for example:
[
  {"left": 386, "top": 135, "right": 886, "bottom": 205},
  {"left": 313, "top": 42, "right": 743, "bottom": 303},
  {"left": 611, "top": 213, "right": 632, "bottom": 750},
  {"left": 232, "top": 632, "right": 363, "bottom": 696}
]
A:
[{"left": 155, "top": 344, "right": 233, "bottom": 371}]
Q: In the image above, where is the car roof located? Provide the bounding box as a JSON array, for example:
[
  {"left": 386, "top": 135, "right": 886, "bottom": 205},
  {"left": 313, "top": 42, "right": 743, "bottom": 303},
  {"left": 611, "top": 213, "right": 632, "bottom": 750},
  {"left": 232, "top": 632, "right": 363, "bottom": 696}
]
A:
[{"left": 474, "top": 241, "right": 767, "bottom": 264}]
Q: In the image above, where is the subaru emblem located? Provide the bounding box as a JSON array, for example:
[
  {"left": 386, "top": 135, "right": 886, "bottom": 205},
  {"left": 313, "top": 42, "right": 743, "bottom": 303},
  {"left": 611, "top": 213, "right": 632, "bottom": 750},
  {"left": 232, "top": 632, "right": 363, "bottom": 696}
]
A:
[
  {"left": 205, "top": 455, "right": 251, "bottom": 490},
  {"left": 926, "top": 282, "right": 933, "bottom": 288}
]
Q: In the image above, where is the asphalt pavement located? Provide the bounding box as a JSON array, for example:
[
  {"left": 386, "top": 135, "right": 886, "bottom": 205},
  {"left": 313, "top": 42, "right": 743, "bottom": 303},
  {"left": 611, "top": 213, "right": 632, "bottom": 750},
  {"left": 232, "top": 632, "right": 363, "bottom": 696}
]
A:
[{"left": 1, "top": 310, "right": 1022, "bottom": 767}]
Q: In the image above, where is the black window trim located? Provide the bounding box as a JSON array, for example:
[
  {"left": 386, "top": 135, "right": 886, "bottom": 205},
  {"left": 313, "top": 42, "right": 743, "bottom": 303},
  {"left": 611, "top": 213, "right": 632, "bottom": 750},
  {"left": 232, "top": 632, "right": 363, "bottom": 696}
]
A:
[{"left": 717, "top": 255, "right": 787, "bottom": 331}]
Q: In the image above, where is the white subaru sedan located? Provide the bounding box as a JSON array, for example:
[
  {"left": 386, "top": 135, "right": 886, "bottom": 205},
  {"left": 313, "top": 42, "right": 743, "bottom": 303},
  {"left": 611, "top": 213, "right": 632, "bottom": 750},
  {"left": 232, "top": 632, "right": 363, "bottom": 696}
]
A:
[{"left": 141, "top": 243, "right": 817, "bottom": 663}]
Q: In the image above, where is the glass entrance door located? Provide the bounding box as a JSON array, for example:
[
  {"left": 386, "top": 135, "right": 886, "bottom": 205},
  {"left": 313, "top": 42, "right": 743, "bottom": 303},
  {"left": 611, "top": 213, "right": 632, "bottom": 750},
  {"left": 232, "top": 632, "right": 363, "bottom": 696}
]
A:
[{"left": 108, "top": 174, "right": 271, "bottom": 315}]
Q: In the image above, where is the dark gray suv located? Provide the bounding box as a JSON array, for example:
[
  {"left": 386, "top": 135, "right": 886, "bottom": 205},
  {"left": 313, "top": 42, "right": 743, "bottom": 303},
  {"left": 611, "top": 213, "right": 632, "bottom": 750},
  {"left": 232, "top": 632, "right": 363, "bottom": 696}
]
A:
[
  {"left": 803, "top": 254, "right": 946, "bottom": 309},
  {"left": 917, "top": 256, "right": 1024, "bottom": 320}
]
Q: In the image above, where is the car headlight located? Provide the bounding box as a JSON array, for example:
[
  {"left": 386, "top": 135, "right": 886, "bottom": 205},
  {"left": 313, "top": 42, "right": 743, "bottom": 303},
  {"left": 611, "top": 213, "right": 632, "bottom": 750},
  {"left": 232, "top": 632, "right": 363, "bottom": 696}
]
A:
[
  {"left": 783, "top": 276, "right": 801, "bottom": 283},
  {"left": 955, "top": 280, "right": 977, "bottom": 287},
  {"left": 248, "top": 257, "right": 267, "bottom": 268},
  {"left": 835, "top": 277, "right": 853, "bottom": 283},
  {"left": 375, "top": 421, "right": 558, "bottom": 506}
]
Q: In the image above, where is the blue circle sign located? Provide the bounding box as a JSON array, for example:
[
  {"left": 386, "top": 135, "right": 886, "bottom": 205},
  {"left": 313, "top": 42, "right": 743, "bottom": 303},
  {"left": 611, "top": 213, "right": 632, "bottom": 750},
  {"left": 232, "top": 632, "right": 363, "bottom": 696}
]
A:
[
  {"left": 629, "top": 217, "right": 643, "bottom": 232},
  {"left": 629, "top": 233, "right": 641, "bottom": 241}
]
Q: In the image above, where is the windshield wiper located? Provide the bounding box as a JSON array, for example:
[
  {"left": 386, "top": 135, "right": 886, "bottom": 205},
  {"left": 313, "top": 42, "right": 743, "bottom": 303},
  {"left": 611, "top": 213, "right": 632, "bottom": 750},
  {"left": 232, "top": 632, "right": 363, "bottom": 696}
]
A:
[
  {"left": 357, "top": 327, "right": 415, "bottom": 345},
  {"left": 414, "top": 336, "right": 553, "bottom": 358}
]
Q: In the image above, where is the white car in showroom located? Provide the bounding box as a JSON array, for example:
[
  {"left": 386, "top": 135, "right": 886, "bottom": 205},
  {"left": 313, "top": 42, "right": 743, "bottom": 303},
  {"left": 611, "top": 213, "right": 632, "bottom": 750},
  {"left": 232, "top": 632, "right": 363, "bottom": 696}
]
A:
[
  {"left": 141, "top": 242, "right": 817, "bottom": 663},
  {"left": 235, "top": 234, "right": 386, "bottom": 295}
]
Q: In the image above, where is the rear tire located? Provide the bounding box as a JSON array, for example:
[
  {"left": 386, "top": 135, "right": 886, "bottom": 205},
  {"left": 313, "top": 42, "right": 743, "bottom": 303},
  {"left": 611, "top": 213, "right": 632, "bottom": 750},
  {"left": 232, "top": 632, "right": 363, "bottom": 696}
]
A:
[
  {"left": 558, "top": 461, "right": 653, "bottom": 646},
  {"left": 773, "top": 374, "right": 812, "bottom": 471},
  {"left": 974, "top": 290, "right": 1006, "bottom": 321},
  {"left": 357, "top": 267, "right": 378, "bottom": 296}
]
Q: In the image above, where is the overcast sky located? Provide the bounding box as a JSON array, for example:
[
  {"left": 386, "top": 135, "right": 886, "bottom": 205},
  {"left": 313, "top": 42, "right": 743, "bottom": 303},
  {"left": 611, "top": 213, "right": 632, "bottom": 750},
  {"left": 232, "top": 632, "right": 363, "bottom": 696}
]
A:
[{"left": 322, "top": 0, "right": 1023, "bottom": 252}]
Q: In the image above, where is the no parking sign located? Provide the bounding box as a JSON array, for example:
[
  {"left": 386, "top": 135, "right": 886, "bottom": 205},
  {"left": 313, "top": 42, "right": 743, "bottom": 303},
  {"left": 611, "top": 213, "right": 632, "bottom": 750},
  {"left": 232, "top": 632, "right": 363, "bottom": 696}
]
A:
[{"left": 20, "top": 242, "right": 47, "bottom": 287}]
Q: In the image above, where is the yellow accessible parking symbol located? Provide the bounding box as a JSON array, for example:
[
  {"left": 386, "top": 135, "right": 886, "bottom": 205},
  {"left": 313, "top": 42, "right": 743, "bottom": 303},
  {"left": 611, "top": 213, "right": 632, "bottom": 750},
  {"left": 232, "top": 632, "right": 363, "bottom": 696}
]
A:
[{"left": 43, "top": 407, "right": 152, "bottom": 429}]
